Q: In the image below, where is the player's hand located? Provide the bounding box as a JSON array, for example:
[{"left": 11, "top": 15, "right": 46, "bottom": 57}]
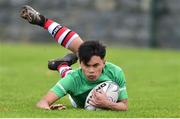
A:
[
  {"left": 89, "top": 89, "right": 109, "bottom": 108},
  {"left": 50, "top": 104, "right": 66, "bottom": 110}
]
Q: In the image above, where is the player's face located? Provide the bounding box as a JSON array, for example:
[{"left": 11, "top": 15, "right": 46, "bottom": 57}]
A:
[{"left": 80, "top": 55, "right": 105, "bottom": 81}]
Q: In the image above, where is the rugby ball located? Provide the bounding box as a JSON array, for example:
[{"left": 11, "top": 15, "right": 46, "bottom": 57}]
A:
[{"left": 84, "top": 81, "right": 119, "bottom": 110}]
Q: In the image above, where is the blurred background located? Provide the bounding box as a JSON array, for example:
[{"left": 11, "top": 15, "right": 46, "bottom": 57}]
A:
[
  {"left": 0, "top": 0, "right": 180, "bottom": 49},
  {"left": 0, "top": 1, "right": 180, "bottom": 117}
]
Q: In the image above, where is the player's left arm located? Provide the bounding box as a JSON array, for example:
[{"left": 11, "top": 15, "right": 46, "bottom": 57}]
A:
[
  {"left": 89, "top": 90, "right": 128, "bottom": 111},
  {"left": 110, "top": 98, "right": 128, "bottom": 111},
  {"left": 90, "top": 64, "right": 128, "bottom": 111}
]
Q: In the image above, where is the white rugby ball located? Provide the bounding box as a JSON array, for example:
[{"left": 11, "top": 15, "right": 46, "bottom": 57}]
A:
[{"left": 84, "top": 81, "right": 119, "bottom": 110}]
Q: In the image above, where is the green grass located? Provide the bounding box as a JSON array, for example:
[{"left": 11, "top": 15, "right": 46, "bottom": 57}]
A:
[{"left": 0, "top": 43, "right": 180, "bottom": 117}]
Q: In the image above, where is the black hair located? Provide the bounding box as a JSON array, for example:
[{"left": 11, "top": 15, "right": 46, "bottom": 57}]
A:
[{"left": 78, "top": 40, "right": 106, "bottom": 65}]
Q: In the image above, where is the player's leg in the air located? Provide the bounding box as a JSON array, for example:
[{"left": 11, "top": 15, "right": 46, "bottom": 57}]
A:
[
  {"left": 20, "top": 5, "right": 83, "bottom": 53},
  {"left": 20, "top": 5, "right": 82, "bottom": 70},
  {"left": 20, "top": 6, "right": 79, "bottom": 107}
]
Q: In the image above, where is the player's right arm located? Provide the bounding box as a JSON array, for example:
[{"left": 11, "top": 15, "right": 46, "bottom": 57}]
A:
[
  {"left": 36, "top": 74, "right": 74, "bottom": 110},
  {"left": 36, "top": 91, "right": 66, "bottom": 110}
]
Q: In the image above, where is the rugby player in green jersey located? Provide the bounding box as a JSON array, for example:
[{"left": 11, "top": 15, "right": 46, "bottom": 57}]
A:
[{"left": 20, "top": 5, "right": 128, "bottom": 111}]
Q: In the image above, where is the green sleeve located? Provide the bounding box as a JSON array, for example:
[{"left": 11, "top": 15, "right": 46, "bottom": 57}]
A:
[
  {"left": 114, "top": 66, "right": 128, "bottom": 100},
  {"left": 50, "top": 74, "right": 74, "bottom": 98}
]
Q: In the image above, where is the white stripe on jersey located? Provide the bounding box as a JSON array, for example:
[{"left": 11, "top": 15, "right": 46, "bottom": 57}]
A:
[
  {"left": 57, "top": 82, "right": 67, "bottom": 94},
  {"left": 119, "top": 87, "right": 126, "bottom": 92}
]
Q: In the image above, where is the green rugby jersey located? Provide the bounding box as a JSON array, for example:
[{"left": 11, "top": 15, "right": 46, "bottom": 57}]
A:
[{"left": 50, "top": 62, "right": 128, "bottom": 108}]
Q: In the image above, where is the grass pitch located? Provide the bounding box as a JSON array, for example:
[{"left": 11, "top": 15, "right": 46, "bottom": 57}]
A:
[{"left": 0, "top": 43, "right": 180, "bottom": 117}]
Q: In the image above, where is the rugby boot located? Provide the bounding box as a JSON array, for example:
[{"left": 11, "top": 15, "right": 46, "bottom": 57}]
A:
[
  {"left": 20, "top": 5, "right": 46, "bottom": 26},
  {"left": 48, "top": 53, "right": 78, "bottom": 71}
]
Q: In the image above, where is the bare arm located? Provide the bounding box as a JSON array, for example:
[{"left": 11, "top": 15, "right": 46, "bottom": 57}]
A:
[
  {"left": 89, "top": 90, "right": 128, "bottom": 111},
  {"left": 103, "top": 99, "right": 128, "bottom": 111},
  {"left": 36, "top": 91, "right": 66, "bottom": 110}
]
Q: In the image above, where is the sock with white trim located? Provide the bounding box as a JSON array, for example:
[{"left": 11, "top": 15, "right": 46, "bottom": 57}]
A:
[
  {"left": 43, "top": 19, "right": 79, "bottom": 48},
  {"left": 57, "top": 64, "right": 72, "bottom": 78}
]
